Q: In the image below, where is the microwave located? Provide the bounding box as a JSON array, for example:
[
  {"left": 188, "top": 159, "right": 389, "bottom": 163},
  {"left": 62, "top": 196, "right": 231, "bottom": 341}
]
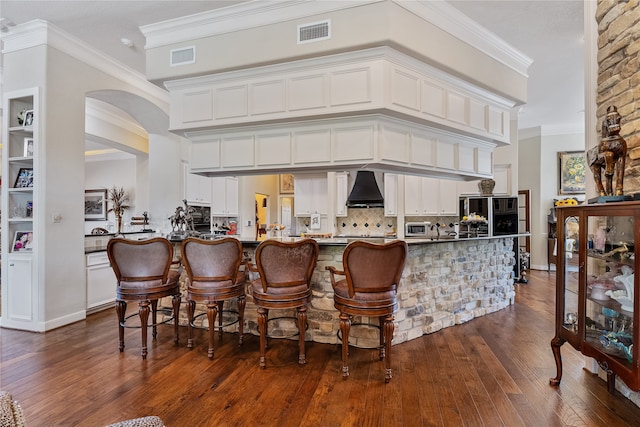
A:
[{"left": 406, "top": 222, "right": 429, "bottom": 237}]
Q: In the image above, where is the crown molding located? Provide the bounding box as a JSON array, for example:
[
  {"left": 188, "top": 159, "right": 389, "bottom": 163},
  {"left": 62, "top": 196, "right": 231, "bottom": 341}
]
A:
[
  {"left": 141, "top": 0, "right": 379, "bottom": 49},
  {"left": 394, "top": 1, "right": 532, "bottom": 78},
  {"left": 1, "top": 19, "right": 168, "bottom": 104}
]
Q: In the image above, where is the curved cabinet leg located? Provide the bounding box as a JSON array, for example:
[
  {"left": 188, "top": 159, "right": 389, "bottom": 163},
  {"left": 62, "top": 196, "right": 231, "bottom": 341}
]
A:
[{"left": 549, "top": 336, "right": 565, "bottom": 386}]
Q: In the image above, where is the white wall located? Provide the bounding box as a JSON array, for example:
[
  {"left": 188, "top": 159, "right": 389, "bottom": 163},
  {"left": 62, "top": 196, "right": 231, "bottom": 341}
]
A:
[
  {"left": 519, "top": 128, "right": 585, "bottom": 270},
  {"left": 84, "top": 157, "right": 137, "bottom": 234}
]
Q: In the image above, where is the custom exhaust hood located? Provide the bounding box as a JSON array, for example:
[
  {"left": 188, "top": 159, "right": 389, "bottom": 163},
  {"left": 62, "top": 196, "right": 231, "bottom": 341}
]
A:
[{"left": 346, "top": 171, "right": 384, "bottom": 208}]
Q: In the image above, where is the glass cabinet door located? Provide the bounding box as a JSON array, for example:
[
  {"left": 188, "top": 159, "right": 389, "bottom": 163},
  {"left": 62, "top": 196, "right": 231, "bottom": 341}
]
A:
[
  {"left": 561, "top": 216, "right": 580, "bottom": 336},
  {"left": 584, "top": 213, "right": 635, "bottom": 368}
]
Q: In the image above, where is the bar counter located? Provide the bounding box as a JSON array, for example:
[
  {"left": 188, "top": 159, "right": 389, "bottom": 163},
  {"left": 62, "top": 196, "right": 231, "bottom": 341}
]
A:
[
  {"left": 87, "top": 233, "right": 519, "bottom": 347},
  {"left": 233, "top": 235, "right": 519, "bottom": 348}
]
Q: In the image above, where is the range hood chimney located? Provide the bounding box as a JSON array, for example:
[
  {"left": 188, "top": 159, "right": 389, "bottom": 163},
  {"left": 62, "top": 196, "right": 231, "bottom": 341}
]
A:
[{"left": 346, "top": 171, "right": 384, "bottom": 208}]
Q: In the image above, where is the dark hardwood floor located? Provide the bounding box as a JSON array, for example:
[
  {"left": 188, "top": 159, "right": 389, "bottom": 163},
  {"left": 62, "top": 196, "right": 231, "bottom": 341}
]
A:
[{"left": 2, "top": 270, "right": 640, "bottom": 426}]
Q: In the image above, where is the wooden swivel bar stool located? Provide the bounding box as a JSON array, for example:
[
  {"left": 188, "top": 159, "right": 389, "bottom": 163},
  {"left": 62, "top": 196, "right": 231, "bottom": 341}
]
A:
[
  {"left": 181, "top": 237, "right": 246, "bottom": 359},
  {"left": 107, "top": 237, "right": 181, "bottom": 359},
  {"left": 326, "top": 240, "right": 408, "bottom": 382},
  {"left": 250, "top": 239, "right": 319, "bottom": 368}
]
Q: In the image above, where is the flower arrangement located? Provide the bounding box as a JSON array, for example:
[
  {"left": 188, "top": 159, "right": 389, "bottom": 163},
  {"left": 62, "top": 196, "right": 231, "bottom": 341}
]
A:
[
  {"left": 107, "top": 186, "right": 130, "bottom": 217},
  {"left": 107, "top": 186, "right": 129, "bottom": 235},
  {"left": 267, "top": 223, "right": 285, "bottom": 231}
]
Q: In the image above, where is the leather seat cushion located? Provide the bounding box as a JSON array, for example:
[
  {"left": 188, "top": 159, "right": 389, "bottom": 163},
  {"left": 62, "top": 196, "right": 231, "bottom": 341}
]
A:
[
  {"left": 333, "top": 279, "right": 396, "bottom": 304},
  {"left": 251, "top": 280, "right": 309, "bottom": 297}
]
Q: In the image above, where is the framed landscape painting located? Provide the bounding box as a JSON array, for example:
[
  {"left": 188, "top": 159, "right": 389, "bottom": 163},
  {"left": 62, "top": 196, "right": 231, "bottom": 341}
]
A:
[
  {"left": 85, "top": 189, "right": 108, "bottom": 221},
  {"left": 558, "top": 151, "right": 586, "bottom": 194}
]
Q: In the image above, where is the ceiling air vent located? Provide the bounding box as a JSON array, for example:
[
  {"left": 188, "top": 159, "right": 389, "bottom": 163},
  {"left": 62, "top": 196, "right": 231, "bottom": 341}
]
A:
[
  {"left": 170, "top": 46, "right": 196, "bottom": 67},
  {"left": 297, "top": 20, "right": 331, "bottom": 45}
]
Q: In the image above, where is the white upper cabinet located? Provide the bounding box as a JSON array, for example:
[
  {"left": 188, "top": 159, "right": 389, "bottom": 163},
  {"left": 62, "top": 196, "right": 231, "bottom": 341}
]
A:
[
  {"left": 294, "top": 173, "right": 328, "bottom": 217},
  {"left": 335, "top": 172, "right": 349, "bottom": 218},
  {"left": 384, "top": 173, "right": 398, "bottom": 217},
  {"left": 184, "top": 162, "right": 212, "bottom": 206},
  {"left": 211, "top": 177, "right": 238, "bottom": 216},
  {"left": 404, "top": 176, "right": 458, "bottom": 216}
]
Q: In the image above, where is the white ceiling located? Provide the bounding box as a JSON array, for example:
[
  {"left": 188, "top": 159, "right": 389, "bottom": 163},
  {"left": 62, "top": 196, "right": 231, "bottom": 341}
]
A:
[{"left": 0, "top": 0, "right": 585, "bottom": 134}]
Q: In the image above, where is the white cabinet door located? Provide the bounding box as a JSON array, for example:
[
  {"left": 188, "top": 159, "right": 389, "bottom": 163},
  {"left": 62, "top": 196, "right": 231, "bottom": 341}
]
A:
[
  {"left": 404, "top": 175, "right": 422, "bottom": 216},
  {"left": 421, "top": 177, "right": 439, "bottom": 216},
  {"left": 335, "top": 172, "right": 349, "bottom": 217},
  {"left": 211, "top": 177, "right": 238, "bottom": 216},
  {"left": 184, "top": 163, "right": 211, "bottom": 205},
  {"left": 439, "top": 179, "right": 459, "bottom": 216},
  {"left": 384, "top": 173, "right": 398, "bottom": 217},
  {"left": 86, "top": 253, "right": 116, "bottom": 310},
  {"left": 6, "top": 255, "right": 33, "bottom": 323},
  {"left": 294, "top": 174, "right": 328, "bottom": 217},
  {"left": 493, "top": 164, "right": 511, "bottom": 195},
  {"left": 224, "top": 177, "right": 239, "bottom": 216}
]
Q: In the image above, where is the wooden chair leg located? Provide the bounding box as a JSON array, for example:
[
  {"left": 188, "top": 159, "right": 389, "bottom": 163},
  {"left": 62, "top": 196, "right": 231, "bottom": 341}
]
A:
[
  {"left": 258, "top": 307, "right": 268, "bottom": 368},
  {"left": 297, "top": 306, "right": 308, "bottom": 365},
  {"left": 187, "top": 300, "right": 196, "bottom": 349},
  {"left": 139, "top": 300, "right": 151, "bottom": 359},
  {"left": 150, "top": 299, "right": 158, "bottom": 340},
  {"left": 237, "top": 295, "right": 246, "bottom": 346},
  {"left": 383, "top": 314, "right": 394, "bottom": 383},
  {"left": 206, "top": 301, "right": 218, "bottom": 359},
  {"left": 217, "top": 301, "right": 224, "bottom": 338},
  {"left": 339, "top": 312, "right": 351, "bottom": 379},
  {"left": 172, "top": 294, "right": 181, "bottom": 346},
  {"left": 116, "top": 300, "right": 127, "bottom": 352},
  {"left": 378, "top": 315, "right": 386, "bottom": 360}
]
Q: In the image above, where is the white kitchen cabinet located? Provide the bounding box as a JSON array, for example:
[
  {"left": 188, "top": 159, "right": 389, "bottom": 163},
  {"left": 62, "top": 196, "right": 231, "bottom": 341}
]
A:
[
  {"left": 184, "top": 162, "right": 212, "bottom": 206},
  {"left": 384, "top": 173, "right": 398, "bottom": 217},
  {"left": 493, "top": 164, "right": 511, "bottom": 195},
  {"left": 404, "top": 176, "right": 458, "bottom": 216},
  {"left": 86, "top": 252, "right": 116, "bottom": 311},
  {"left": 335, "top": 172, "right": 349, "bottom": 217},
  {"left": 438, "top": 179, "right": 458, "bottom": 215},
  {"left": 294, "top": 173, "right": 328, "bottom": 217},
  {"left": 5, "top": 255, "right": 33, "bottom": 324},
  {"left": 211, "top": 176, "right": 239, "bottom": 216}
]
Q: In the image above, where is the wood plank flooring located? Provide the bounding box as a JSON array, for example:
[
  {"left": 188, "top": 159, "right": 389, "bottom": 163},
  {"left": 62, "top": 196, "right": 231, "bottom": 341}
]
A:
[{"left": 2, "top": 270, "right": 640, "bottom": 426}]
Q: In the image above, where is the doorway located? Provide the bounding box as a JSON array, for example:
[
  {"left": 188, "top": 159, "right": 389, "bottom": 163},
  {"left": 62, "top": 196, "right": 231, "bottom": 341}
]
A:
[{"left": 255, "top": 193, "right": 268, "bottom": 240}]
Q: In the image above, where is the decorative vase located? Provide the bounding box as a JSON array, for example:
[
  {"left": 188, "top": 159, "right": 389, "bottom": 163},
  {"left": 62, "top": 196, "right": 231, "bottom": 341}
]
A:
[
  {"left": 479, "top": 179, "right": 496, "bottom": 196},
  {"left": 115, "top": 214, "right": 123, "bottom": 236}
]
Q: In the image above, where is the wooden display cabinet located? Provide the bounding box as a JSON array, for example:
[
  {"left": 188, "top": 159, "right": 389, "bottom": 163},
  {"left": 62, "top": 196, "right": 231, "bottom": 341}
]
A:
[{"left": 550, "top": 201, "right": 639, "bottom": 393}]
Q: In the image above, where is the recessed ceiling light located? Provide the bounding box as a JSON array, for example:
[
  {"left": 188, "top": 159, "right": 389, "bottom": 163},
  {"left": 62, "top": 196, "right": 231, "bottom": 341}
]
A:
[{"left": 120, "top": 37, "right": 134, "bottom": 47}]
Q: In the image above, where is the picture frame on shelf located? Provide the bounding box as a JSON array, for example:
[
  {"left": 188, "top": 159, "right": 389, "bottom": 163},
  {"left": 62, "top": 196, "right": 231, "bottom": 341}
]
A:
[
  {"left": 558, "top": 151, "right": 586, "bottom": 195},
  {"left": 23, "top": 137, "right": 34, "bottom": 157},
  {"left": 12, "top": 230, "right": 33, "bottom": 252},
  {"left": 23, "top": 110, "right": 34, "bottom": 127},
  {"left": 13, "top": 167, "right": 34, "bottom": 188},
  {"left": 84, "top": 189, "right": 108, "bottom": 221},
  {"left": 279, "top": 174, "right": 294, "bottom": 194}
]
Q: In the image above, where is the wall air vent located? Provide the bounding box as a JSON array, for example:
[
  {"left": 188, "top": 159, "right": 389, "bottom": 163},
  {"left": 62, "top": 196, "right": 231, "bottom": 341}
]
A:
[
  {"left": 170, "top": 46, "right": 196, "bottom": 67},
  {"left": 297, "top": 20, "right": 331, "bottom": 45}
]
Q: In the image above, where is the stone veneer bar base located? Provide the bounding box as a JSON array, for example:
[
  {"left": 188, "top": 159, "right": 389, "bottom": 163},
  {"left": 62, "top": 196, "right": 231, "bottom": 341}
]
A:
[{"left": 174, "top": 237, "right": 516, "bottom": 348}]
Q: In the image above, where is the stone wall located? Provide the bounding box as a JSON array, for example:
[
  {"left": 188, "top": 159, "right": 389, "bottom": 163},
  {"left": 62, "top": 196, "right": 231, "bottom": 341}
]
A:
[
  {"left": 596, "top": 0, "right": 640, "bottom": 191},
  {"left": 184, "top": 239, "right": 516, "bottom": 348}
]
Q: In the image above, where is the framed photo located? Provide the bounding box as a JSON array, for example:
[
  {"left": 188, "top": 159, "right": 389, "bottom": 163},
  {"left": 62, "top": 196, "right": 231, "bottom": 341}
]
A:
[
  {"left": 14, "top": 168, "right": 33, "bottom": 188},
  {"left": 85, "top": 189, "right": 108, "bottom": 221},
  {"left": 23, "top": 137, "right": 34, "bottom": 157},
  {"left": 558, "top": 151, "right": 586, "bottom": 194},
  {"left": 13, "top": 231, "right": 33, "bottom": 252},
  {"left": 23, "top": 110, "right": 34, "bottom": 127},
  {"left": 279, "top": 174, "right": 294, "bottom": 194}
]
